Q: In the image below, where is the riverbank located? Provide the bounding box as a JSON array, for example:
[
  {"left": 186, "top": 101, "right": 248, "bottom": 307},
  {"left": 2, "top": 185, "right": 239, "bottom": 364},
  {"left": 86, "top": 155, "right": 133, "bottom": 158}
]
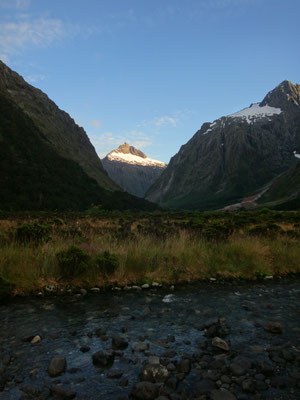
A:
[{"left": 1, "top": 210, "right": 300, "bottom": 297}]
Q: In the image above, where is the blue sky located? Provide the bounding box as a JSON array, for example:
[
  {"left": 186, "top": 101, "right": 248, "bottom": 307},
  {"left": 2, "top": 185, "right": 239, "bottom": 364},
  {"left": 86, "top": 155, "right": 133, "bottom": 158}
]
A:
[{"left": 1, "top": 0, "right": 300, "bottom": 163}]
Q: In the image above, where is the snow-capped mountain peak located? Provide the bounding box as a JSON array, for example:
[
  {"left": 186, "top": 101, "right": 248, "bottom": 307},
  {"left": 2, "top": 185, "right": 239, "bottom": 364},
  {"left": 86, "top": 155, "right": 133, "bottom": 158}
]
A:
[{"left": 106, "top": 143, "right": 166, "bottom": 167}]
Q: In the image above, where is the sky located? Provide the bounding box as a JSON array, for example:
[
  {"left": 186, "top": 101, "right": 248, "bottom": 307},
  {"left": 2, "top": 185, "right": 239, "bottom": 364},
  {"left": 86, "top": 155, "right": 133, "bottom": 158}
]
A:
[{"left": 1, "top": 0, "right": 300, "bottom": 163}]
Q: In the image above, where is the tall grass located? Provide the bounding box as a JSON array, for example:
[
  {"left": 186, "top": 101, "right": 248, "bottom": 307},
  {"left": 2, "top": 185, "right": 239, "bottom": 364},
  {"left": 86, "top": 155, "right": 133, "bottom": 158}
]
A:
[{"left": 1, "top": 217, "right": 300, "bottom": 294}]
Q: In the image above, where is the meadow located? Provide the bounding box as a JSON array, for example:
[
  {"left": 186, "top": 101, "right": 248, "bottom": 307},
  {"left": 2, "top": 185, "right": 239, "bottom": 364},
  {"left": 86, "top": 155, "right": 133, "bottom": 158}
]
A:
[{"left": 1, "top": 209, "right": 300, "bottom": 296}]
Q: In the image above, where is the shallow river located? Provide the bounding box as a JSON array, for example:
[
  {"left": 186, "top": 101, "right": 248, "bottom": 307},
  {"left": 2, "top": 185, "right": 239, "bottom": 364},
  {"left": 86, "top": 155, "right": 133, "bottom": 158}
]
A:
[{"left": 0, "top": 278, "right": 300, "bottom": 399}]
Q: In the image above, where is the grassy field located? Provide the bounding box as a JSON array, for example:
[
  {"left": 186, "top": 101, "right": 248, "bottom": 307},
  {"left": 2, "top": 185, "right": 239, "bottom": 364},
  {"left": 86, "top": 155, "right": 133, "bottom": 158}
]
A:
[{"left": 1, "top": 209, "right": 300, "bottom": 296}]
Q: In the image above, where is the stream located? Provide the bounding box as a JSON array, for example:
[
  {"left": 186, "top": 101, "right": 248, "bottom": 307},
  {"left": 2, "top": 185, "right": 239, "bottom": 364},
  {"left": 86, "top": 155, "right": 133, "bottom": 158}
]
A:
[{"left": 0, "top": 278, "right": 300, "bottom": 399}]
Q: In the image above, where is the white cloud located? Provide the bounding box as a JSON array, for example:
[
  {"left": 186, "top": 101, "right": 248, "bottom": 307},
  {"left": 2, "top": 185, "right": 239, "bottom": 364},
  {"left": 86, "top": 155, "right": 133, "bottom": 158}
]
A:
[
  {"left": 89, "top": 119, "right": 102, "bottom": 128},
  {"left": 153, "top": 116, "right": 177, "bottom": 127},
  {"left": 91, "top": 130, "right": 153, "bottom": 158},
  {"left": 0, "top": 17, "right": 67, "bottom": 58},
  {"left": 25, "top": 73, "right": 45, "bottom": 83},
  {"left": 0, "top": 0, "right": 31, "bottom": 10}
]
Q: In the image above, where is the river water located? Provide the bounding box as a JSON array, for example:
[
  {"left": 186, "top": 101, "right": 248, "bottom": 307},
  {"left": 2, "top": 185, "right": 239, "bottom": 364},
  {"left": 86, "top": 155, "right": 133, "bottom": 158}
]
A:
[{"left": 0, "top": 278, "right": 300, "bottom": 399}]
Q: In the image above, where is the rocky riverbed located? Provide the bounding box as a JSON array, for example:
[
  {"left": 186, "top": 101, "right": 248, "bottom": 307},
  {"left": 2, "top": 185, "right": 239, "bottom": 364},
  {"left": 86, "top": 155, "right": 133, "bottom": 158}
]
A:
[{"left": 0, "top": 279, "right": 300, "bottom": 400}]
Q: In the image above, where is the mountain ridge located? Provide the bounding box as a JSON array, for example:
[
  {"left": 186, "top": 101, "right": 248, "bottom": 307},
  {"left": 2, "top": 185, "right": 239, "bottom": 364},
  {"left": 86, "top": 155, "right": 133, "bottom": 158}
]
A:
[
  {"left": 146, "top": 80, "right": 300, "bottom": 210},
  {"left": 0, "top": 60, "right": 118, "bottom": 191}
]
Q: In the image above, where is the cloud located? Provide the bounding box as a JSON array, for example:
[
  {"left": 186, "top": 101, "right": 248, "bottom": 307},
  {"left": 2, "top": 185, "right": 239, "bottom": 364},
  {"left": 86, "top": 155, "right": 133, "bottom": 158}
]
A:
[
  {"left": 0, "top": 0, "right": 31, "bottom": 10},
  {"left": 0, "top": 17, "right": 67, "bottom": 58},
  {"left": 91, "top": 130, "right": 153, "bottom": 158},
  {"left": 89, "top": 119, "right": 102, "bottom": 128},
  {"left": 153, "top": 116, "right": 177, "bottom": 127},
  {"left": 25, "top": 73, "right": 45, "bottom": 83}
]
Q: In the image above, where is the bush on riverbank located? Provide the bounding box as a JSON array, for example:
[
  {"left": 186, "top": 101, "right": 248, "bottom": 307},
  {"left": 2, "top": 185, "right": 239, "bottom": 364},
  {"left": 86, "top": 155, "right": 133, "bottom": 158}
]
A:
[{"left": 0, "top": 210, "right": 300, "bottom": 294}]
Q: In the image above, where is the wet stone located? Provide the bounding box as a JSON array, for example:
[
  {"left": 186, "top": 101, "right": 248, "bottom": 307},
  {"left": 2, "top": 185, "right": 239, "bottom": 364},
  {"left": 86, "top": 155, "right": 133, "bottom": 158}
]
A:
[
  {"left": 179, "top": 358, "right": 191, "bottom": 374},
  {"left": 140, "top": 363, "right": 169, "bottom": 383},
  {"left": 210, "top": 388, "right": 237, "bottom": 400},
  {"left": 131, "top": 381, "right": 159, "bottom": 400},
  {"left": 107, "top": 369, "right": 123, "bottom": 379},
  {"left": 48, "top": 356, "right": 67, "bottom": 377},
  {"left": 92, "top": 350, "right": 114, "bottom": 368},
  {"left": 212, "top": 337, "right": 230, "bottom": 351},
  {"left": 263, "top": 322, "right": 283, "bottom": 334},
  {"left": 80, "top": 345, "right": 90, "bottom": 353},
  {"left": 112, "top": 335, "right": 128, "bottom": 350},
  {"left": 50, "top": 385, "right": 76, "bottom": 399}
]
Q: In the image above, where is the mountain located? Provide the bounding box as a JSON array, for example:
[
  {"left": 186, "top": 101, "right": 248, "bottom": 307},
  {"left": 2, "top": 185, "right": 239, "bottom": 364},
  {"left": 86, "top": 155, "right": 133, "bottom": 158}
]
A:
[
  {"left": 0, "top": 60, "right": 117, "bottom": 191},
  {"left": 146, "top": 81, "right": 300, "bottom": 210},
  {"left": 102, "top": 143, "right": 166, "bottom": 197},
  {"left": 258, "top": 152, "right": 300, "bottom": 210},
  {"left": 0, "top": 62, "right": 157, "bottom": 211}
]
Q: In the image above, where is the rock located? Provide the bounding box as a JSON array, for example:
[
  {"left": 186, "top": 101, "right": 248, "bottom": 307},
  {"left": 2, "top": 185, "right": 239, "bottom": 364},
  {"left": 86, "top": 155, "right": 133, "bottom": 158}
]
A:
[
  {"left": 212, "top": 337, "right": 230, "bottom": 351},
  {"left": 107, "top": 369, "right": 123, "bottom": 379},
  {"left": 48, "top": 356, "right": 67, "bottom": 377},
  {"left": 142, "top": 284, "right": 150, "bottom": 289},
  {"left": 151, "top": 282, "right": 159, "bottom": 287},
  {"left": 263, "top": 321, "right": 283, "bottom": 334},
  {"left": 92, "top": 350, "right": 114, "bottom": 368},
  {"left": 50, "top": 385, "right": 76, "bottom": 399},
  {"left": 148, "top": 356, "right": 160, "bottom": 365},
  {"left": 31, "top": 335, "right": 41, "bottom": 344},
  {"left": 2, "top": 354, "right": 11, "bottom": 365},
  {"left": 80, "top": 345, "right": 90, "bottom": 353},
  {"left": 132, "top": 285, "right": 142, "bottom": 290},
  {"left": 79, "top": 288, "right": 87, "bottom": 296},
  {"left": 120, "top": 377, "right": 128, "bottom": 386},
  {"left": 112, "top": 335, "right": 128, "bottom": 350},
  {"left": 194, "top": 379, "right": 216, "bottom": 395},
  {"left": 90, "top": 287, "right": 100, "bottom": 293},
  {"left": 140, "top": 363, "right": 169, "bottom": 383},
  {"left": 281, "top": 349, "right": 295, "bottom": 361},
  {"left": 179, "top": 359, "right": 191, "bottom": 374},
  {"left": 20, "top": 384, "right": 41, "bottom": 397},
  {"left": 195, "top": 337, "right": 208, "bottom": 349},
  {"left": 162, "top": 294, "right": 175, "bottom": 303},
  {"left": 257, "top": 361, "right": 274, "bottom": 376},
  {"left": 242, "top": 378, "right": 255, "bottom": 392},
  {"left": 161, "top": 350, "right": 177, "bottom": 358},
  {"left": 229, "top": 363, "right": 246, "bottom": 377},
  {"left": 210, "top": 389, "right": 237, "bottom": 400},
  {"left": 131, "top": 381, "right": 159, "bottom": 400},
  {"left": 264, "top": 275, "right": 273, "bottom": 279},
  {"left": 95, "top": 328, "right": 107, "bottom": 337},
  {"left": 134, "top": 342, "right": 149, "bottom": 352}
]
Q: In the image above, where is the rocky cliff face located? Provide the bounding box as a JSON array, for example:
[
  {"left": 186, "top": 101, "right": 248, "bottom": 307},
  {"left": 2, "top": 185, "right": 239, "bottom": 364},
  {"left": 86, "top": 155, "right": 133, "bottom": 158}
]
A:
[
  {"left": 102, "top": 143, "right": 166, "bottom": 197},
  {"left": 146, "top": 81, "right": 300, "bottom": 210},
  {"left": 0, "top": 60, "right": 118, "bottom": 191}
]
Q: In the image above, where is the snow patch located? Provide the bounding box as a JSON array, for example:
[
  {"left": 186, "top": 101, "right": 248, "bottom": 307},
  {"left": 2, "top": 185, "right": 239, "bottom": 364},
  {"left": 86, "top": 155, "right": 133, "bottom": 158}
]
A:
[
  {"left": 293, "top": 151, "right": 300, "bottom": 159},
  {"left": 228, "top": 103, "right": 282, "bottom": 124},
  {"left": 107, "top": 151, "right": 166, "bottom": 167}
]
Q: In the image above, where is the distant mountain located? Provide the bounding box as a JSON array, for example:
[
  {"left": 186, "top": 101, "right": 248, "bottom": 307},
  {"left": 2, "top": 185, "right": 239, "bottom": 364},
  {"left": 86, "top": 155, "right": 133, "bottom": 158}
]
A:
[
  {"left": 102, "top": 143, "right": 166, "bottom": 197},
  {"left": 146, "top": 81, "right": 300, "bottom": 210},
  {"left": 0, "top": 62, "right": 157, "bottom": 211}
]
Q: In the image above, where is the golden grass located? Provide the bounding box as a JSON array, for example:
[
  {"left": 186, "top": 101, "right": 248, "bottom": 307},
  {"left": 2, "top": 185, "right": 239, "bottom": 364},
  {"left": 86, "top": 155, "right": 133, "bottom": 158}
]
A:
[{"left": 1, "top": 222, "right": 300, "bottom": 294}]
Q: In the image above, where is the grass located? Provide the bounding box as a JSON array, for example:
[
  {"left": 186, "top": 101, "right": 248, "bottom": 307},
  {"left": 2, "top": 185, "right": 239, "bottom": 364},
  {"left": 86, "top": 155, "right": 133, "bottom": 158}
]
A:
[{"left": 1, "top": 211, "right": 300, "bottom": 295}]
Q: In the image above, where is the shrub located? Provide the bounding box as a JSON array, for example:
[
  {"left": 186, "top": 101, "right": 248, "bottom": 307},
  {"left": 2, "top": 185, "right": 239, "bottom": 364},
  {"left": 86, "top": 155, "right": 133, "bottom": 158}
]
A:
[
  {"left": 14, "top": 222, "right": 50, "bottom": 245},
  {"left": 56, "top": 245, "right": 90, "bottom": 278},
  {"left": 202, "top": 221, "right": 233, "bottom": 241},
  {"left": 0, "top": 276, "right": 14, "bottom": 299},
  {"left": 247, "top": 223, "right": 283, "bottom": 238},
  {"left": 95, "top": 250, "right": 119, "bottom": 275}
]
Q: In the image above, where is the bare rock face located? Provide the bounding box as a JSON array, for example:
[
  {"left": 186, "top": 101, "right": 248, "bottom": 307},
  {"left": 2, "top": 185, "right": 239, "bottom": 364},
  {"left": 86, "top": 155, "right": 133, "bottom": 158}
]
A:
[
  {"left": 146, "top": 81, "right": 300, "bottom": 210},
  {"left": 102, "top": 143, "right": 166, "bottom": 197},
  {"left": 0, "top": 60, "right": 118, "bottom": 191}
]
